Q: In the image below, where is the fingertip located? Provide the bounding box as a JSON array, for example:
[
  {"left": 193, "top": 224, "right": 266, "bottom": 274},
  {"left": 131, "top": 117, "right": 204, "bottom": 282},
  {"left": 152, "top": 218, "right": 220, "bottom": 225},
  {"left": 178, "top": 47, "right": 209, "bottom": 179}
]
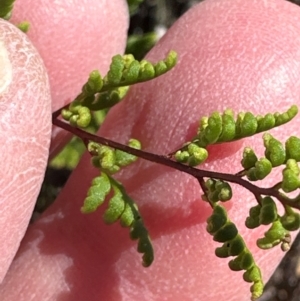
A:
[
  {"left": 0, "top": 19, "right": 52, "bottom": 281},
  {"left": 0, "top": 41, "right": 12, "bottom": 94}
]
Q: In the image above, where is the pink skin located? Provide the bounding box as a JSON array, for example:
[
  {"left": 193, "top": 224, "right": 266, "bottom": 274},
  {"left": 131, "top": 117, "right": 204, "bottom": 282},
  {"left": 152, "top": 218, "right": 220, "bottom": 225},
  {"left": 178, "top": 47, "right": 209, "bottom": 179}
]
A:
[
  {"left": 0, "top": 0, "right": 128, "bottom": 284},
  {"left": 2, "top": 0, "right": 300, "bottom": 300},
  {"left": 10, "top": 0, "right": 129, "bottom": 159},
  {"left": 0, "top": 19, "right": 51, "bottom": 282}
]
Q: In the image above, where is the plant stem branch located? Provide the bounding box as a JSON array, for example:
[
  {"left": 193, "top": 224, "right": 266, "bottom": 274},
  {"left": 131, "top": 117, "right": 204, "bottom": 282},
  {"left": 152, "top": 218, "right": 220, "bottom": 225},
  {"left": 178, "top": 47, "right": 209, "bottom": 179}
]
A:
[{"left": 52, "top": 111, "right": 300, "bottom": 211}]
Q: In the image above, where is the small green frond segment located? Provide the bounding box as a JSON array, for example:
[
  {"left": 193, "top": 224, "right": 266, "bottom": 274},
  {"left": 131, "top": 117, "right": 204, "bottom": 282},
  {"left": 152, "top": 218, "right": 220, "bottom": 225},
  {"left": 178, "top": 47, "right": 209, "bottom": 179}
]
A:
[
  {"left": 280, "top": 206, "right": 300, "bottom": 232},
  {"left": 81, "top": 171, "right": 154, "bottom": 267},
  {"left": 81, "top": 172, "right": 111, "bottom": 214},
  {"left": 263, "top": 133, "right": 286, "bottom": 167},
  {"left": 127, "top": 0, "right": 144, "bottom": 15},
  {"left": 88, "top": 86, "right": 129, "bottom": 111},
  {"left": 241, "top": 147, "right": 258, "bottom": 170},
  {"left": 175, "top": 143, "right": 208, "bottom": 167},
  {"left": 285, "top": 136, "right": 300, "bottom": 161},
  {"left": 282, "top": 159, "right": 300, "bottom": 193},
  {"left": 88, "top": 139, "right": 141, "bottom": 174},
  {"left": 0, "top": 0, "right": 16, "bottom": 20},
  {"left": 173, "top": 106, "right": 298, "bottom": 168},
  {"left": 187, "top": 105, "right": 297, "bottom": 150},
  {"left": 103, "top": 50, "right": 177, "bottom": 88},
  {"left": 203, "top": 179, "right": 232, "bottom": 203},
  {"left": 62, "top": 51, "right": 177, "bottom": 128},
  {"left": 245, "top": 200, "right": 300, "bottom": 252},
  {"left": 62, "top": 103, "right": 92, "bottom": 129},
  {"left": 108, "top": 176, "right": 154, "bottom": 267},
  {"left": 16, "top": 21, "right": 30, "bottom": 33},
  {"left": 240, "top": 133, "right": 300, "bottom": 189},
  {"left": 256, "top": 220, "right": 290, "bottom": 251},
  {"left": 245, "top": 158, "right": 273, "bottom": 181},
  {"left": 206, "top": 204, "right": 263, "bottom": 300},
  {"left": 50, "top": 136, "right": 86, "bottom": 170},
  {"left": 126, "top": 32, "right": 157, "bottom": 60}
]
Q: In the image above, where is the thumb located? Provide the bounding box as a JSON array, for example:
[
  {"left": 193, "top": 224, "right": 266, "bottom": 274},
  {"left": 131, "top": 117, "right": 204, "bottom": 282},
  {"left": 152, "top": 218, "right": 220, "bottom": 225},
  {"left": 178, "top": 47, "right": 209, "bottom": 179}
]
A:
[{"left": 0, "top": 19, "right": 51, "bottom": 282}]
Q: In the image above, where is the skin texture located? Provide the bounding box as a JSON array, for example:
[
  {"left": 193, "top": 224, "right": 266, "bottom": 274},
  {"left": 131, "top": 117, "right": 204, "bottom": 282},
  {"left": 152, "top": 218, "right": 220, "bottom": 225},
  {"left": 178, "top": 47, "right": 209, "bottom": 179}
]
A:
[
  {"left": 0, "top": 19, "right": 51, "bottom": 282},
  {"left": 0, "top": 0, "right": 128, "bottom": 284},
  {"left": 10, "top": 0, "right": 129, "bottom": 159},
  {"left": 1, "top": 0, "right": 300, "bottom": 300}
]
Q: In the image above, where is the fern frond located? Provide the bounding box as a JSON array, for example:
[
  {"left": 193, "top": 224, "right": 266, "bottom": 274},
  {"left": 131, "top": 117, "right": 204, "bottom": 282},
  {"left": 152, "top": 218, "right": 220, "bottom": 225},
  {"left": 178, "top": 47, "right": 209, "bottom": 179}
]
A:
[
  {"left": 81, "top": 170, "right": 154, "bottom": 267},
  {"left": 173, "top": 106, "right": 298, "bottom": 167},
  {"left": 80, "top": 137, "right": 153, "bottom": 266},
  {"left": 102, "top": 50, "right": 177, "bottom": 88},
  {"left": 207, "top": 204, "right": 263, "bottom": 301},
  {"left": 188, "top": 105, "right": 297, "bottom": 149},
  {"left": 61, "top": 51, "right": 177, "bottom": 128},
  {"left": 245, "top": 199, "right": 300, "bottom": 252},
  {"left": 0, "top": 0, "right": 16, "bottom": 20},
  {"left": 108, "top": 176, "right": 154, "bottom": 267}
]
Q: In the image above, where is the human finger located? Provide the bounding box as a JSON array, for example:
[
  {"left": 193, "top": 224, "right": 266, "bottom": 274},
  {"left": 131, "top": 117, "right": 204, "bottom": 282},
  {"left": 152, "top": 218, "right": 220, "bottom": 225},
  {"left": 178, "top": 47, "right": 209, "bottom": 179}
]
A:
[{"left": 2, "top": 0, "right": 300, "bottom": 300}]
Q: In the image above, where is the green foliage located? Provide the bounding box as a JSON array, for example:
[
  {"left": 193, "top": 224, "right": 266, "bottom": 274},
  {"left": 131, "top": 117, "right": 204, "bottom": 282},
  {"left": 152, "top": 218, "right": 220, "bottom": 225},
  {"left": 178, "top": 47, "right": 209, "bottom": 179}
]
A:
[
  {"left": 243, "top": 133, "right": 300, "bottom": 190},
  {"left": 203, "top": 179, "right": 232, "bottom": 203},
  {"left": 282, "top": 159, "right": 300, "bottom": 192},
  {"left": 207, "top": 204, "right": 263, "bottom": 300},
  {"left": 174, "top": 106, "right": 297, "bottom": 167},
  {"left": 81, "top": 172, "right": 111, "bottom": 213},
  {"left": 51, "top": 110, "right": 107, "bottom": 170},
  {"left": 127, "top": 0, "right": 144, "bottom": 15},
  {"left": 245, "top": 199, "right": 299, "bottom": 252},
  {"left": 0, "top": 0, "right": 30, "bottom": 32},
  {"left": 259, "top": 197, "right": 278, "bottom": 225},
  {"left": 126, "top": 32, "right": 157, "bottom": 60},
  {"left": 58, "top": 51, "right": 177, "bottom": 269},
  {"left": 246, "top": 197, "right": 279, "bottom": 229},
  {"left": 245, "top": 158, "right": 273, "bottom": 181},
  {"left": 241, "top": 131, "right": 300, "bottom": 254},
  {"left": 285, "top": 136, "right": 300, "bottom": 161},
  {"left": 54, "top": 46, "right": 300, "bottom": 300},
  {"left": 245, "top": 204, "right": 261, "bottom": 229},
  {"left": 0, "top": 0, "right": 15, "bottom": 20},
  {"left": 180, "top": 105, "right": 298, "bottom": 151},
  {"left": 16, "top": 21, "right": 30, "bottom": 33},
  {"left": 175, "top": 143, "right": 208, "bottom": 166},
  {"left": 280, "top": 206, "right": 300, "bottom": 232},
  {"left": 170, "top": 105, "right": 300, "bottom": 299},
  {"left": 241, "top": 147, "right": 258, "bottom": 169},
  {"left": 62, "top": 51, "right": 177, "bottom": 129},
  {"left": 256, "top": 220, "right": 290, "bottom": 250},
  {"left": 88, "top": 139, "right": 141, "bottom": 174},
  {"left": 263, "top": 133, "right": 286, "bottom": 167},
  {"left": 50, "top": 136, "right": 86, "bottom": 170},
  {"left": 245, "top": 196, "right": 278, "bottom": 229},
  {"left": 80, "top": 137, "right": 153, "bottom": 266},
  {"left": 81, "top": 171, "right": 154, "bottom": 267}
]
